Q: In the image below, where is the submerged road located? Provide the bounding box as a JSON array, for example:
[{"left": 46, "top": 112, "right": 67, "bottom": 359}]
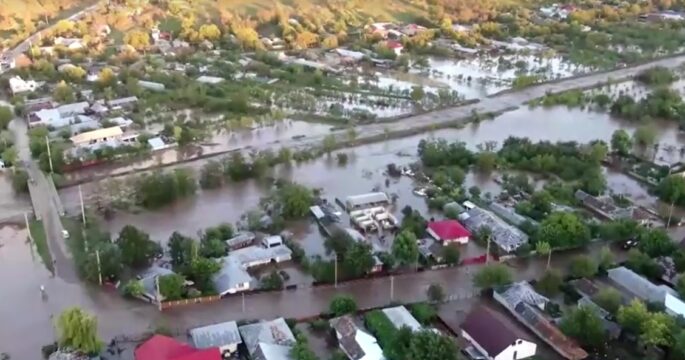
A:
[{"left": 64, "top": 53, "right": 685, "bottom": 187}]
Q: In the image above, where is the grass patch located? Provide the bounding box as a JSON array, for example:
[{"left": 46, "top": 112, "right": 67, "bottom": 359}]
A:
[{"left": 29, "top": 220, "right": 54, "bottom": 272}]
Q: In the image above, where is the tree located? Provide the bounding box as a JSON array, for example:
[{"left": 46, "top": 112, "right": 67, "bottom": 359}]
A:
[
  {"left": 406, "top": 330, "right": 458, "bottom": 360},
  {"left": 442, "top": 244, "right": 460, "bottom": 265},
  {"left": 392, "top": 230, "right": 419, "bottom": 266},
  {"left": 124, "top": 30, "right": 150, "bottom": 50},
  {"left": 97, "top": 67, "right": 116, "bottom": 87},
  {"left": 198, "top": 24, "right": 221, "bottom": 41},
  {"left": 329, "top": 295, "right": 357, "bottom": 316},
  {"left": 656, "top": 175, "right": 685, "bottom": 206},
  {"left": 187, "top": 258, "right": 220, "bottom": 294},
  {"left": 276, "top": 182, "right": 314, "bottom": 219},
  {"left": 593, "top": 288, "right": 622, "bottom": 315},
  {"left": 677, "top": 275, "right": 685, "bottom": 299},
  {"left": 342, "top": 242, "right": 374, "bottom": 278},
  {"left": 116, "top": 225, "right": 161, "bottom": 268},
  {"left": 290, "top": 333, "right": 318, "bottom": 360},
  {"left": 0, "top": 106, "right": 11, "bottom": 130},
  {"left": 641, "top": 312, "right": 676, "bottom": 348},
  {"left": 638, "top": 229, "right": 675, "bottom": 257},
  {"left": 168, "top": 232, "right": 195, "bottom": 269},
  {"left": 159, "top": 273, "right": 185, "bottom": 300},
  {"left": 617, "top": 299, "right": 650, "bottom": 334},
  {"left": 426, "top": 283, "right": 445, "bottom": 303},
  {"left": 598, "top": 246, "right": 614, "bottom": 271},
  {"left": 569, "top": 255, "right": 598, "bottom": 278},
  {"left": 674, "top": 330, "right": 685, "bottom": 360},
  {"left": 2, "top": 146, "right": 18, "bottom": 166},
  {"left": 473, "top": 264, "right": 512, "bottom": 289},
  {"left": 199, "top": 160, "right": 224, "bottom": 189},
  {"left": 56, "top": 308, "right": 102, "bottom": 354},
  {"left": 536, "top": 270, "right": 562, "bottom": 296},
  {"left": 411, "top": 86, "right": 425, "bottom": 102},
  {"left": 294, "top": 31, "right": 319, "bottom": 49},
  {"left": 536, "top": 241, "right": 552, "bottom": 269},
  {"left": 261, "top": 270, "right": 284, "bottom": 290},
  {"left": 123, "top": 280, "right": 144, "bottom": 298},
  {"left": 322, "top": 35, "right": 338, "bottom": 49},
  {"left": 560, "top": 306, "right": 607, "bottom": 349},
  {"left": 476, "top": 152, "right": 497, "bottom": 172},
  {"left": 626, "top": 249, "right": 664, "bottom": 279},
  {"left": 63, "top": 66, "right": 86, "bottom": 82},
  {"left": 633, "top": 124, "right": 657, "bottom": 146},
  {"left": 53, "top": 81, "right": 75, "bottom": 103},
  {"left": 537, "top": 212, "right": 591, "bottom": 249},
  {"left": 611, "top": 129, "right": 632, "bottom": 156}
]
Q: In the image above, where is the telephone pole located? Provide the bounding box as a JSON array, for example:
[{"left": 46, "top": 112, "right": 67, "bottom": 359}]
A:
[
  {"left": 241, "top": 292, "right": 245, "bottom": 313},
  {"left": 96, "top": 249, "right": 102, "bottom": 286},
  {"left": 79, "top": 184, "right": 86, "bottom": 225},
  {"left": 156, "top": 275, "right": 162, "bottom": 311},
  {"left": 45, "top": 136, "right": 53, "bottom": 174},
  {"left": 334, "top": 253, "right": 338, "bottom": 288},
  {"left": 485, "top": 234, "right": 491, "bottom": 264},
  {"left": 390, "top": 275, "right": 394, "bottom": 302}
]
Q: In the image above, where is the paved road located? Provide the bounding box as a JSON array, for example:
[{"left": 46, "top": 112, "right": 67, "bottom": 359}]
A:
[{"left": 64, "top": 53, "right": 685, "bottom": 186}]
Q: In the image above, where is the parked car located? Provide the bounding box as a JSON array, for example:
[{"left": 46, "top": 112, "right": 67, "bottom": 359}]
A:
[{"left": 622, "top": 238, "right": 638, "bottom": 250}]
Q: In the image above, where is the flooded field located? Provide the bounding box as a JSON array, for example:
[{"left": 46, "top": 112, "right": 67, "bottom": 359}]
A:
[{"left": 0, "top": 172, "right": 32, "bottom": 223}]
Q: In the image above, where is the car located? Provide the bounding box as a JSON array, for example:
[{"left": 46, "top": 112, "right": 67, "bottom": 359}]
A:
[
  {"left": 622, "top": 238, "right": 638, "bottom": 250},
  {"left": 61, "top": 230, "right": 70, "bottom": 239}
]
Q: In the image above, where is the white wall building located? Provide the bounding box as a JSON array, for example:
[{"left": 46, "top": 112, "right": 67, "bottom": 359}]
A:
[{"left": 9, "top": 76, "right": 39, "bottom": 94}]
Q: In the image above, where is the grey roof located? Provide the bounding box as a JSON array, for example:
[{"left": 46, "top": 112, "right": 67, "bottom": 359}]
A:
[
  {"left": 139, "top": 266, "right": 175, "bottom": 301},
  {"left": 496, "top": 281, "right": 549, "bottom": 310},
  {"left": 139, "top": 80, "right": 166, "bottom": 91},
  {"left": 488, "top": 202, "right": 537, "bottom": 227},
  {"left": 253, "top": 343, "right": 293, "bottom": 360},
  {"left": 331, "top": 316, "right": 366, "bottom": 360},
  {"left": 345, "top": 192, "right": 389, "bottom": 209},
  {"left": 607, "top": 266, "right": 676, "bottom": 303},
  {"left": 461, "top": 207, "right": 528, "bottom": 252},
  {"left": 226, "top": 231, "right": 256, "bottom": 248},
  {"left": 382, "top": 306, "right": 422, "bottom": 331},
  {"left": 147, "top": 137, "right": 166, "bottom": 150},
  {"left": 190, "top": 320, "right": 242, "bottom": 349},
  {"left": 239, "top": 318, "right": 296, "bottom": 356},
  {"left": 230, "top": 244, "right": 292, "bottom": 266},
  {"left": 57, "top": 101, "right": 89, "bottom": 116},
  {"left": 212, "top": 257, "right": 252, "bottom": 296},
  {"left": 108, "top": 96, "right": 138, "bottom": 106}
]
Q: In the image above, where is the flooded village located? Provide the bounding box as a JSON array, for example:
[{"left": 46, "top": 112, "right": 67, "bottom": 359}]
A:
[{"left": 5, "top": 1, "right": 685, "bottom": 360}]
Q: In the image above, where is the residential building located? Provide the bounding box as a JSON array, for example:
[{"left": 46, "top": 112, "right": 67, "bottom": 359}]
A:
[
  {"left": 148, "top": 137, "right": 170, "bottom": 152},
  {"left": 384, "top": 41, "right": 404, "bottom": 56},
  {"left": 70, "top": 126, "right": 124, "bottom": 146},
  {"left": 607, "top": 266, "right": 685, "bottom": 318},
  {"left": 226, "top": 231, "right": 256, "bottom": 250},
  {"left": 138, "top": 266, "right": 175, "bottom": 303},
  {"left": 382, "top": 306, "right": 422, "bottom": 332},
  {"left": 108, "top": 96, "right": 138, "bottom": 110},
  {"left": 54, "top": 37, "right": 84, "bottom": 50},
  {"left": 238, "top": 318, "right": 296, "bottom": 360},
  {"left": 57, "top": 102, "right": 90, "bottom": 117},
  {"left": 212, "top": 256, "right": 252, "bottom": 296},
  {"left": 9, "top": 76, "right": 39, "bottom": 94},
  {"left": 197, "top": 76, "right": 225, "bottom": 84},
  {"left": 139, "top": 80, "right": 166, "bottom": 91},
  {"left": 29, "top": 108, "right": 65, "bottom": 128},
  {"left": 330, "top": 315, "right": 385, "bottom": 360},
  {"left": 190, "top": 321, "right": 242, "bottom": 355},
  {"left": 460, "top": 207, "right": 528, "bottom": 253},
  {"left": 344, "top": 192, "right": 390, "bottom": 211},
  {"left": 135, "top": 334, "right": 221, "bottom": 360},
  {"left": 461, "top": 306, "right": 537, "bottom": 360},
  {"left": 427, "top": 219, "right": 470, "bottom": 244},
  {"left": 494, "top": 282, "right": 587, "bottom": 360},
  {"left": 488, "top": 202, "right": 537, "bottom": 227}
]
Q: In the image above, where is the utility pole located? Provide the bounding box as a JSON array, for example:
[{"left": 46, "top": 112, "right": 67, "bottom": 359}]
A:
[
  {"left": 96, "top": 250, "right": 102, "bottom": 286},
  {"left": 156, "top": 275, "right": 162, "bottom": 311},
  {"left": 390, "top": 275, "right": 394, "bottom": 302},
  {"left": 45, "top": 136, "right": 53, "bottom": 174},
  {"left": 241, "top": 292, "right": 245, "bottom": 313},
  {"left": 334, "top": 253, "right": 338, "bottom": 288},
  {"left": 79, "top": 185, "right": 86, "bottom": 226},
  {"left": 666, "top": 166, "right": 676, "bottom": 228},
  {"left": 485, "top": 234, "right": 491, "bottom": 264}
]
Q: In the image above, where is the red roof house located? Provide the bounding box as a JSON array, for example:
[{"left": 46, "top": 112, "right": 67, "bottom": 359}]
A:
[
  {"left": 135, "top": 335, "right": 221, "bottom": 360},
  {"left": 427, "top": 220, "right": 470, "bottom": 244}
]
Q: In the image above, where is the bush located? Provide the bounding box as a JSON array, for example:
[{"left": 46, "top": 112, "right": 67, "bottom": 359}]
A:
[
  {"left": 329, "top": 295, "right": 357, "bottom": 316},
  {"left": 426, "top": 283, "right": 445, "bottom": 303},
  {"left": 410, "top": 303, "right": 437, "bottom": 325}
]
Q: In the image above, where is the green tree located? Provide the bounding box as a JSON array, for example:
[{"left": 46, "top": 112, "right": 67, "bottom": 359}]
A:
[
  {"left": 473, "top": 264, "right": 512, "bottom": 289},
  {"left": 633, "top": 124, "right": 657, "bottom": 146},
  {"left": 187, "top": 257, "right": 220, "bottom": 294},
  {"left": 656, "top": 175, "right": 685, "bottom": 206},
  {"left": 168, "top": 232, "right": 195, "bottom": 270},
  {"left": 442, "top": 244, "right": 460, "bottom": 265},
  {"left": 475, "top": 152, "right": 497, "bottom": 172},
  {"left": 569, "top": 255, "right": 598, "bottom": 278},
  {"left": 392, "top": 230, "right": 419, "bottom": 266},
  {"left": 342, "top": 242, "right": 374, "bottom": 278},
  {"left": 674, "top": 330, "right": 685, "bottom": 360},
  {"left": 290, "top": 333, "right": 318, "bottom": 360},
  {"left": 536, "top": 270, "right": 562, "bottom": 296},
  {"left": 277, "top": 182, "right": 314, "bottom": 219},
  {"left": 123, "top": 279, "right": 144, "bottom": 298},
  {"left": 593, "top": 288, "right": 622, "bottom": 315},
  {"left": 406, "top": 330, "right": 458, "bottom": 360},
  {"left": 0, "top": 106, "right": 12, "bottom": 130},
  {"left": 330, "top": 294, "right": 357, "bottom": 316},
  {"left": 617, "top": 299, "right": 650, "bottom": 334},
  {"left": 199, "top": 160, "right": 224, "bottom": 189},
  {"left": 641, "top": 312, "right": 676, "bottom": 348},
  {"left": 411, "top": 86, "right": 425, "bottom": 102},
  {"left": 598, "top": 246, "right": 614, "bottom": 271},
  {"left": 610, "top": 129, "right": 632, "bottom": 156},
  {"left": 426, "top": 283, "right": 445, "bottom": 303},
  {"left": 116, "top": 225, "right": 161, "bottom": 268},
  {"left": 261, "top": 270, "right": 284, "bottom": 290},
  {"left": 677, "top": 275, "right": 685, "bottom": 299},
  {"left": 538, "top": 212, "right": 591, "bottom": 249},
  {"left": 560, "top": 306, "right": 607, "bottom": 349},
  {"left": 159, "top": 273, "right": 186, "bottom": 300},
  {"left": 56, "top": 308, "right": 102, "bottom": 354},
  {"left": 53, "top": 81, "right": 75, "bottom": 103},
  {"left": 536, "top": 241, "right": 552, "bottom": 269},
  {"left": 638, "top": 229, "right": 675, "bottom": 257}
]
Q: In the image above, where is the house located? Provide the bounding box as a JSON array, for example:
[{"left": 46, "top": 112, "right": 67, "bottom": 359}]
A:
[
  {"left": 330, "top": 315, "right": 385, "bottom": 360},
  {"left": 135, "top": 334, "right": 221, "bottom": 360},
  {"left": 427, "top": 220, "right": 470, "bottom": 244},
  {"left": 334, "top": 49, "right": 366, "bottom": 62},
  {"left": 382, "top": 306, "right": 422, "bottom": 332},
  {"left": 460, "top": 207, "right": 529, "bottom": 253},
  {"left": 29, "top": 108, "right": 65, "bottom": 128},
  {"left": 238, "top": 318, "right": 296, "bottom": 360},
  {"left": 226, "top": 232, "right": 256, "bottom": 250},
  {"left": 70, "top": 126, "right": 124, "bottom": 146},
  {"left": 197, "top": 76, "right": 225, "bottom": 84},
  {"left": 190, "top": 321, "right": 242, "bottom": 355},
  {"left": 139, "top": 80, "right": 166, "bottom": 91},
  {"left": 461, "top": 306, "right": 537, "bottom": 360},
  {"left": 148, "top": 137, "right": 171, "bottom": 152},
  {"left": 57, "top": 102, "right": 90, "bottom": 117},
  {"left": 608, "top": 266, "right": 685, "bottom": 318},
  {"left": 108, "top": 96, "right": 138, "bottom": 110},
  {"left": 212, "top": 256, "right": 252, "bottom": 296},
  {"left": 138, "top": 266, "right": 175, "bottom": 303},
  {"left": 401, "top": 24, "right": 426, "bottom": 36},
  {"left": 344, "top": 192, "right": 390, "bottom": 211},
  {"left": 384, "top": 41, "right": 404, "bottom": 56},
  {"left": 54, "top": 37, "right": 84, "bottom": 50},
  {"left": 9, "top": 76, "right": 39, "bottom": 94},
  {"left": 494, "top": 282, "right": 587, "bottom": 360}
]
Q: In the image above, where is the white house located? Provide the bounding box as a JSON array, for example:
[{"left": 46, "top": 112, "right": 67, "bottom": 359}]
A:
[
  {"left": 190, "top": 321, "right": 242, "bottom": 355},
  {"left": 331, "top": 315, "right": 385, "bottom": 360},
  {"left": 54, "top": 37, "right": 84, "bottom": 50},
  {"left": 139, "top": 80, "right": 166, "bottom": 91},
  {"left": 70, "top": 126, "right": 124, "bottom": 146},
  {"left": 9, "top": 76, "right": 39, "bottom": 94},
  {"left": 461, "top": 306, "right": 537, "bottom": 360}
]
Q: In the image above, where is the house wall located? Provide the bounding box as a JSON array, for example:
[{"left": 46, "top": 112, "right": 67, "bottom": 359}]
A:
[
  {"left": 444, "top": 236, "right": 469, "bottom": 244},
  {"left": 219, "top": 343, "right": 238, "bottom": 354},
  {"left": 495, "top": 341, "right": 536, "bottom": 360},
  {"left": 461, "top": 330, "right": 492, "bottom": 359}
]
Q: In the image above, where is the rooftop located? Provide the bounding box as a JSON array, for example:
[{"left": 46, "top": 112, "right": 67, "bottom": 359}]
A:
[
  {"left": 345, "top": 192, "right": 390, "bottom": 209},
  {"left": 381, "top": 306, "right": 422, "bottom": 332},
  {"left": 427, "top": 219, "right": 470, "bottom": 241},
  {"left": 461, "top": 207, "right": 528, "bottom": 252},
  {"left": 238, "top": 318, "right": 296, "bottom": 356},
  {"left": 190, "top": 321, "right": 242, "bottom": 349},
  {"left": 70, "top": 126, "right": 123, "bottom": 145},
  {"left": 134, "top": 334, "right": 221, "bottom": 360},
  {"left": 330, "top": 315, "right": 385, "bottom": 360},
  {"left": 607, "top": 266, "right": 676, "bottom": 304},
  {"left": 461, "top": 306, "right": 529, "bottom": 356}
]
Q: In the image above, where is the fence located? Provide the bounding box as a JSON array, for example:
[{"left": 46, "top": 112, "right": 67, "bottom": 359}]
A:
[{"left": 160, "top": 295, "right": 221, "bottom": 310}]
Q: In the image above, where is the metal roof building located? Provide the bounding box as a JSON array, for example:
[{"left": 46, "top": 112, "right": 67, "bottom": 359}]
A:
[
  {"left": 238, "top": 318, "right": 295, "bottom": 360},
  {"left": 382, "top": 306, "right": 422, "bottom": 332},
  {"left": 461, "top": 207, "right": 529, "bottom": 253},
  {"left": 344, "top": 192, "right": 390, "bottom": 211},
  {"left": 190, "top": 321, "right": 242, "bottom": 354}
]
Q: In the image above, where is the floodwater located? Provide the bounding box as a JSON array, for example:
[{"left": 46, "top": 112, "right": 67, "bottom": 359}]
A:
[
  {"left": 59, "top": 105, "right": 685, "bottom": 255},
  {"left": 0, "top": 172, "right": 32, "bottom": 223}
]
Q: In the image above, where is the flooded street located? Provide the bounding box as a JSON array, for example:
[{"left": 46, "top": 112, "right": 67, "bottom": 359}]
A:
[{"left": 0, "top": 172, "right": 32, "bottom": 223}]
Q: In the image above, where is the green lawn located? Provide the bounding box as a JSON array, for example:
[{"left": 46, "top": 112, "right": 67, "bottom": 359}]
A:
[{"left": 28, "top": 219, "right": 54, "bottom": 273}]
